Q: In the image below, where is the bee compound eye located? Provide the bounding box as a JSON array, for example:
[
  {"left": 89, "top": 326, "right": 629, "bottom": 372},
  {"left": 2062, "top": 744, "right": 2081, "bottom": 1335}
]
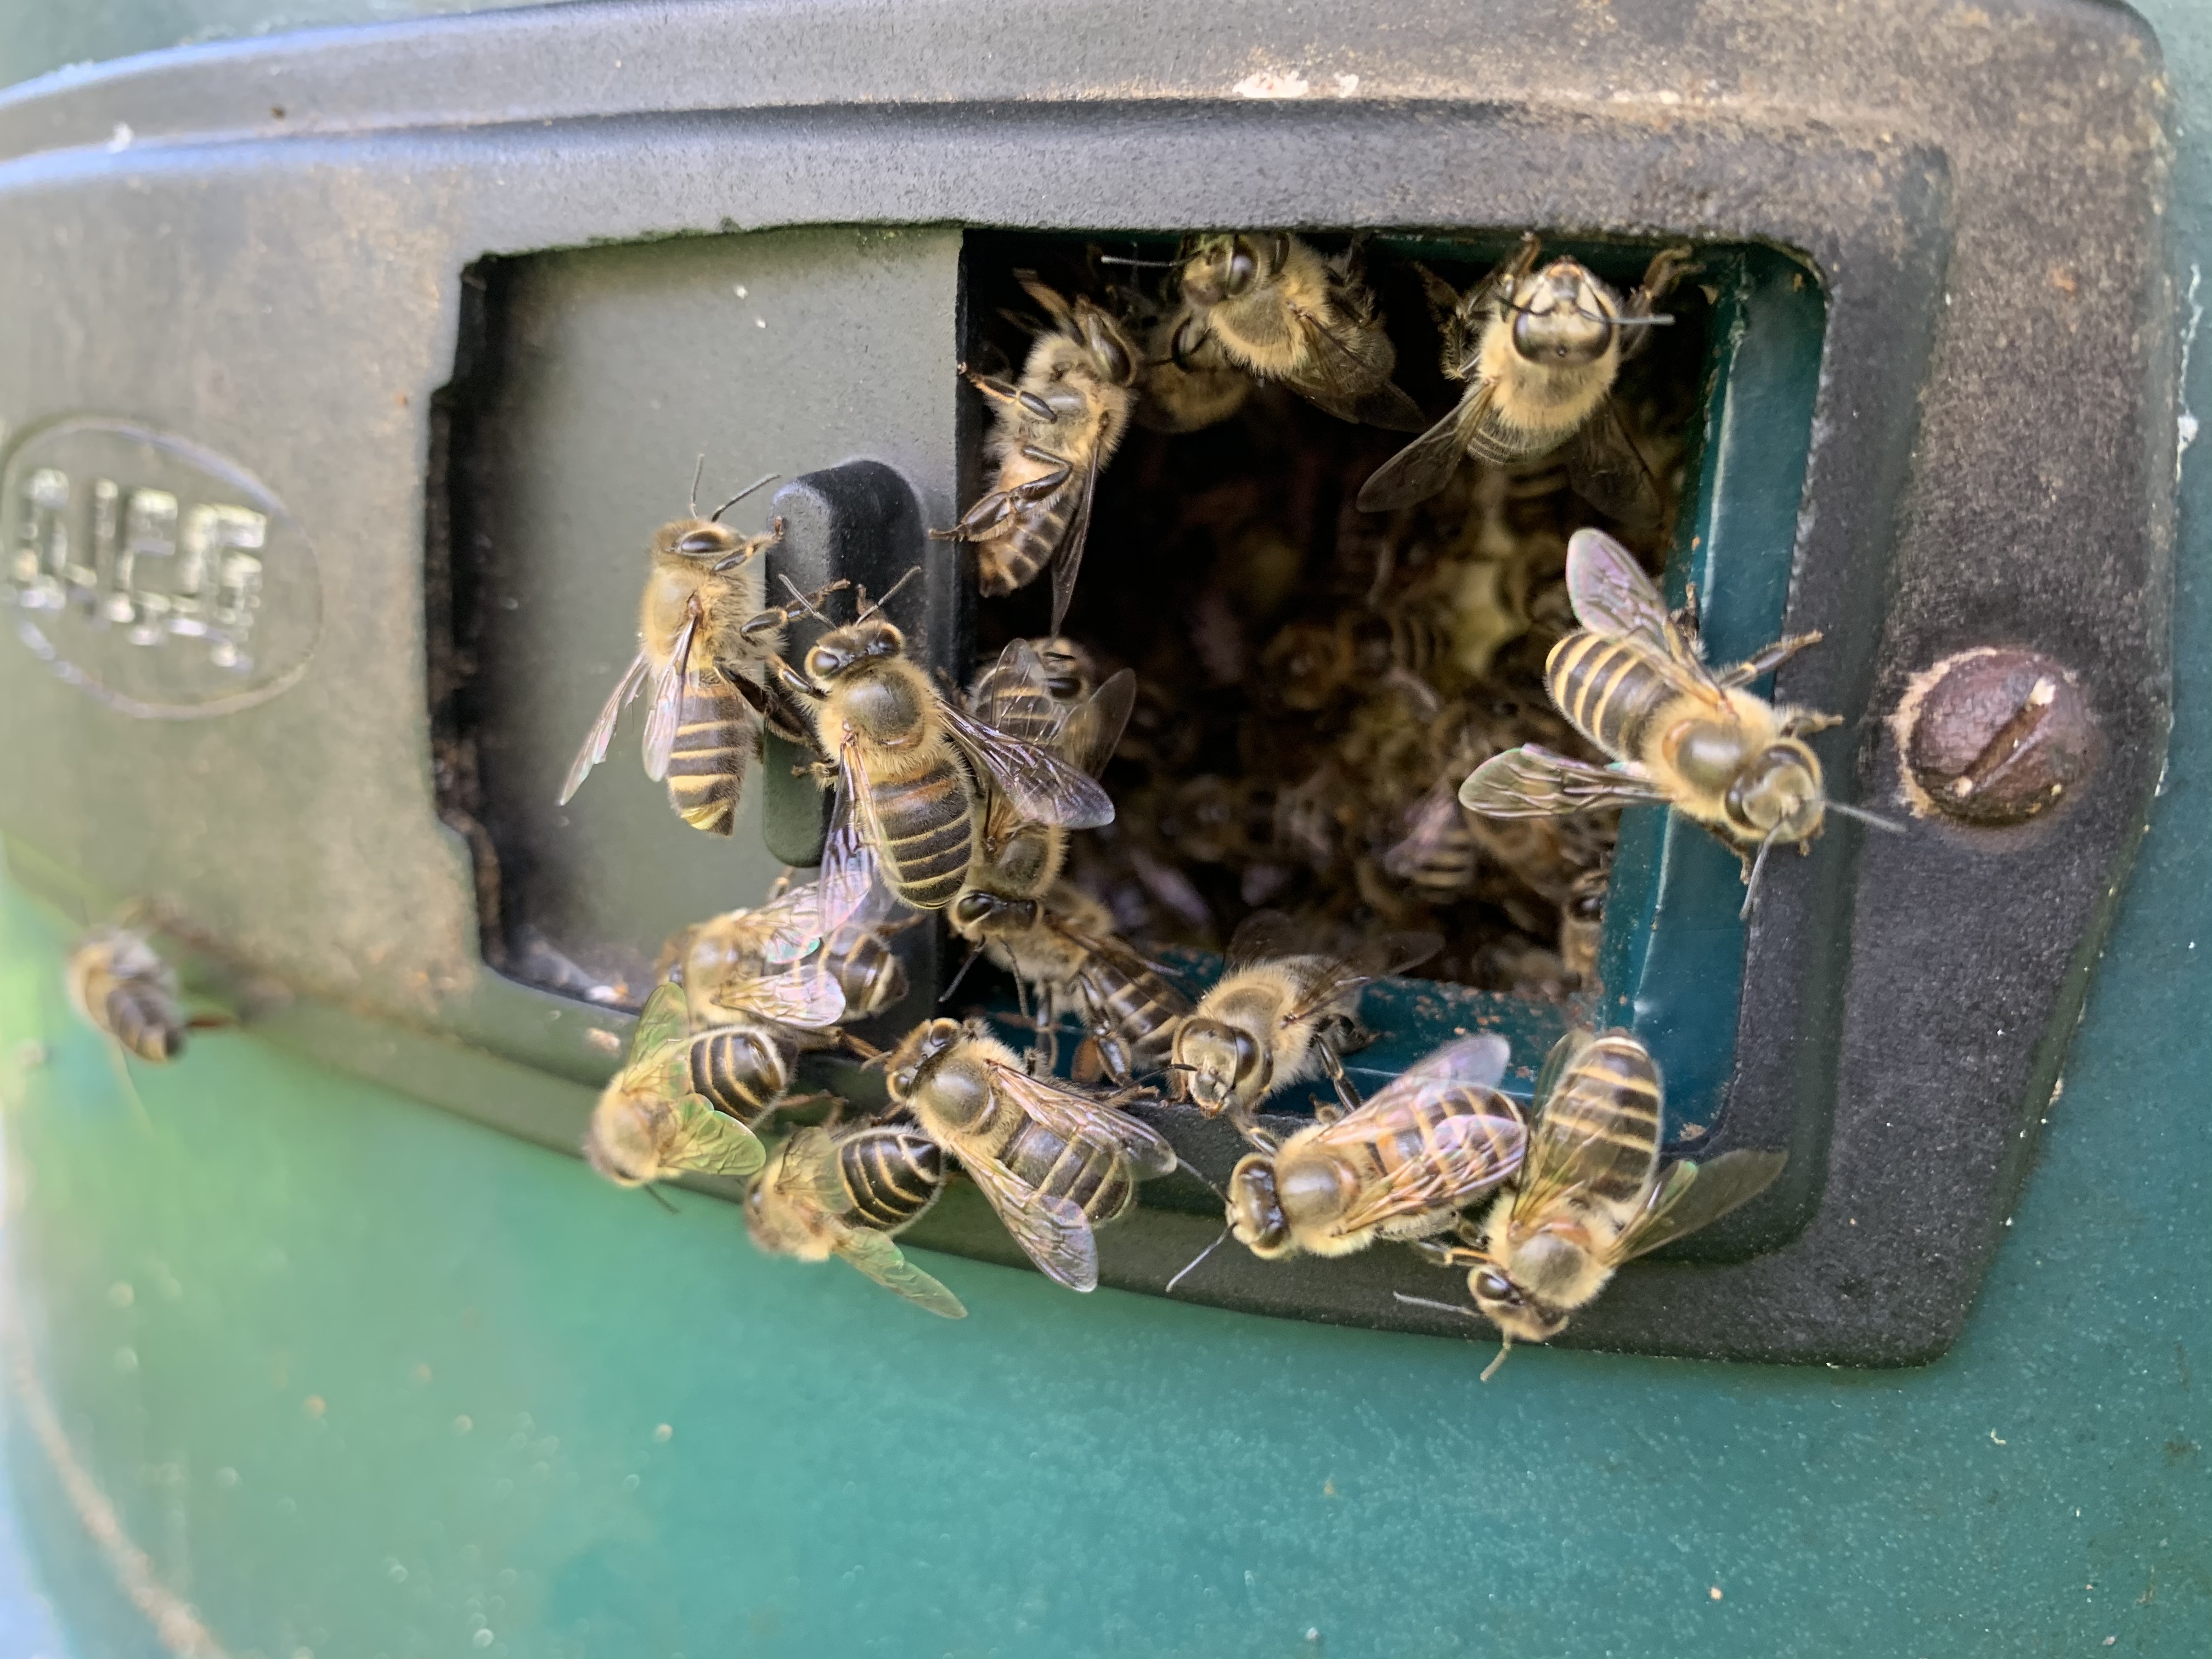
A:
[
  {"left": 804, "top": 646, "right": 840, "bottom": 680},
  {"left": 1227, "top": 246, "right": 1259, "bottom": 294},
  {"left": 1476, "top": 1271, "right": 1516, "bottom": 1302}
]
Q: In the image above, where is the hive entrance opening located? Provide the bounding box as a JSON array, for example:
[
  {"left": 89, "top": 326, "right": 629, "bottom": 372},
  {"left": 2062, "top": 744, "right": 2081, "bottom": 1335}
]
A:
[{"left": 956, "top": 230, "right": 1716, "bottom": 1009}]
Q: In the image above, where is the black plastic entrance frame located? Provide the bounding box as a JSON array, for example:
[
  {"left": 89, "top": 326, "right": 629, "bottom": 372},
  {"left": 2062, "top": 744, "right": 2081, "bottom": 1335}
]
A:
[{"left": 0, "top": 1, "right": 2172, "bottom": 1364}]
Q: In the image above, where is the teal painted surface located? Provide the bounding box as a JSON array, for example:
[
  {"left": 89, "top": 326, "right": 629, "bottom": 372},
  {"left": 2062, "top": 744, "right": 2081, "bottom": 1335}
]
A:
[{"left": 0, "top": 13, "right": 2205, "bottom": 1659}]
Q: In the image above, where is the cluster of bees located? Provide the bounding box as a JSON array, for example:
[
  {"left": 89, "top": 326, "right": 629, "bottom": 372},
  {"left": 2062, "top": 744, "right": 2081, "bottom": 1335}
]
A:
[{"left": 65, "top": 228, "right": 1891, "bottom": 1370}]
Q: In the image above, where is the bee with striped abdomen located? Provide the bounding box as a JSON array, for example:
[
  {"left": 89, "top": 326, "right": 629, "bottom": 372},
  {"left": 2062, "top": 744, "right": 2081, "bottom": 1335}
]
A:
[
  {"left": 744, "top": 1121, "right": 966, "bottom": 1317},
  {"left": 771, "top": 576, "right": 1118, "bottom": 913},
  {"left": 662, "top": 872, "right": 907, "bottom": 1025},
  {"left": 64, "top": 926, "right": 227, "bottom": 1064},
  {"left": 1401, "top": 1027, "right": 1785, "bottom": 1376},
  {"left": 561, "top": 471, "right": 826, "bottom": 835},
  {"left": 1170, "top": 910, "right": 1441, "bottom": 1148},
  {"left": 1459, "top": 528, "right": 1895, "bottom": 916},
  {"left": 1358, "top": 238, "right": 1691, "bottom": 523},
  {"left": 1223, "top": 1034, "right": 1525, "bottom": 1262},
  {"left": 882, "top": 1017, "right": 1176, "bottom": 1293},
  {"left": 931, "top": 278, "right": 1140, "bottom": 633},
  {"left": 1166, "top": 234, "right": 1425, "bottom": 431}
]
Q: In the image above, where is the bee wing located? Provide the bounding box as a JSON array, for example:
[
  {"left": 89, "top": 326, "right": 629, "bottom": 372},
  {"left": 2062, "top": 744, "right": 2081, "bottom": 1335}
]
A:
[
  {"left": 662, "top": 1092, "right": 768, "bottom": 1180},
  {"left": 1459, "top": 746, "right": 1672, "bottom": 818},
  {"left": 1063, "top": 667, "right": 1137, "bottom": 778},
  {"left": 833, "top": 1228, "right": 968, "bottom": 1318},
  {"left": 1330, "top": 1105, "right": 1527, "bottom": 1236},
  {"left": 822, "top": 733, "right": 888, "bottom": 900},
  {"left": 630, "top": 980, "right": 692, "bottom": 1059},
  {"left": 1355, "top": 387, "right": 1494, "bottom": 512},
  {"left": 1224, "top": 907, "right": 1308, "bottom": 968},
  {"left": 560, "top": 651, "right": 652, "bottom": 804},
  {"left": 1564, "top": 399, "right": 1664, "bottom": 530},
  {"left": 714, "top": 966, "right": 847, "bottom": 1030},
  {"left": 1368, "top": 1032, "right": 1515, "bottom": 1104},
  {"left": 968, "top": 639, "right": 1062, "bottom": 746},
  {"left": 1278, "top": 929, "right": 1444, "bottom": 1029},
  {"left": 1046, "top": 438, "right": 1102, "bottom": 638},
  {"left": 1616, "top": 1149, "right": 1788, "bottom": 1263},
  {"left": 982, "top": 1059, "right": 1178, "bottom": 1180},
  {"left": 1381, "top": 778, "right": 1469, "bottom": 880},
  {"left": 960, "top": 1154, "right": 1101, "bottom": 1293},
  {"left": 1278, "top": 304, "right": 1429, "bottom": 431},
  {"left": 639, "top": 600, "right": 701, "bottom": 784},
  {"left": 1508, "top": 1029, "right": 1656, "bottom": 1230},
  {"left": 1562, "top": 529, "right": 1717, "bottom": 693},
  {"left": 748, "top": 871, "right": 876, "bottom": 966},
  {"left": 939, "top": 701, "right": 1115, "bottom": 830}
]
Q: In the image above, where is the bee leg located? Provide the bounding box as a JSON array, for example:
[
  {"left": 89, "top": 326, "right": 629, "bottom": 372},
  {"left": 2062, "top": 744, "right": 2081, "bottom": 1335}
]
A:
[
  {"left": 1718, "top": 631, "right": 1826, "bottom": 689},
  {"left": 1011, "top": 448, "right": 1076, "bottom": 496},
  {"left": 1619, "top": 245, "right": 1696, "bottom": 362},
  {"left": 1781, "top": 707, "right": 1845, "bottom": 737},
  {"left": 1410, "top": 1238, "right": 1486, "bottom": 1269},
  {"left": 1315, "top": 1035, "right": 1365, "bottom": 1116}
]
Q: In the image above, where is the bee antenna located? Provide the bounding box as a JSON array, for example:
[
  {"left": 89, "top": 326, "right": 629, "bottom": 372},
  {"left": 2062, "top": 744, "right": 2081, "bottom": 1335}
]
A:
[
  {"left": 1165, "top": 1226, "right": 1229, "bottom": 1295},
  {"left": 1739, "top": 826, "right": 1784, "bottom": 922},
  {"left": 644, "top": 1184, "right": 680, "bottom": 1215},
  {"left": 841, "top": 1033, "right": 885, "bottom": 1063},
  {"left": 1481, "top": 1338, "right": 1513, "bottom": 1383},
  {"left": 1096, "top": 254, "right": 1179, "bottom": 268},
  {"left": 689, "top": 454, "right": 707, "bottom": 518},
  {"left": 1609, "top": 313, "right": 1675, "bottom": 328},
  {"left": 709, "top": 472, "right": 780, "bottom": 522},
  {"left": 1826, "top": 799, "right": 1908, "bottom": 833},
  {"left": 856, "top": 566, "right": 922, "bottom": 624},
  {"left": 938, "top": 943, "right": 985, "bottom": 1003},
  {"left": 1393, "top": 1291, "right": 1484, "bottom": 1321},
  {"left": 776, "top": 574, "right": 832, "bottom": 623}
]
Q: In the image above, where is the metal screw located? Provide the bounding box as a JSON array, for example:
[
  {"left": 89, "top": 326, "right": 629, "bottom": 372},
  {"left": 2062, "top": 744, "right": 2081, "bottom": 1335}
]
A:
[{"left": 1901, "top": 648, "right": 2099, "bottom": 826}]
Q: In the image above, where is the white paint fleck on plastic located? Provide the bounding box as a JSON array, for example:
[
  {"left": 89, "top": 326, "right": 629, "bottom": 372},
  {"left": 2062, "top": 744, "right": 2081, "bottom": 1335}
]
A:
[
  {"left": 2178, "top": 262, "right": 2203, "bottom": 483},
  {"left": 1234, "top": 69, "right": 1310, "bottom": 99}
]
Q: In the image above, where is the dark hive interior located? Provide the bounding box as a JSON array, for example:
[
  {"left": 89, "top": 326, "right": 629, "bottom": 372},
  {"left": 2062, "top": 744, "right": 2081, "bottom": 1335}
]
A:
[{"left": 960, "top": 232, "right": 1715, "bottom": 998}]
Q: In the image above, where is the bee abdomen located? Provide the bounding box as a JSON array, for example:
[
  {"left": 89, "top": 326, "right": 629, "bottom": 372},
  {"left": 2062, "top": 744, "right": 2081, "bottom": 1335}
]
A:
[
  {"left": 978, "top": 496, "right": 1073, "bottom": 597},
  {"left": 1002, "top": 1121, "right": 1136, "bottom": 1224},
  {"left": 1081, "top": 962, "right": 1184, "bottom": 1068},
  {"left": 838, "top": 1129, "right": 945, "bottom": 1231},
  {"left": 1547, "top": 633, "right": 1674, "bottom": 759},
  {"left": 665, "top": 674, "right": 756, "bottom": 836},
  {"left": 107, "top": 986, "right": 185, "bottom": 1063},
  {"left": 686, "top": 1024, "right": 791, "bottom": 1122},
  {"left": 1547, "top": 1034, "right": 1663, "bottom": 1205},
  {"left": 871, "top": 764, "right": 978, "bottom": 910}
]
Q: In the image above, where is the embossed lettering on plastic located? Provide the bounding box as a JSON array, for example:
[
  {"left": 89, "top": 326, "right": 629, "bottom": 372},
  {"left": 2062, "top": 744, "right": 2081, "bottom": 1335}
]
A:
[{"left": 3, "top": 418, "right": 319, "bottom": 716}]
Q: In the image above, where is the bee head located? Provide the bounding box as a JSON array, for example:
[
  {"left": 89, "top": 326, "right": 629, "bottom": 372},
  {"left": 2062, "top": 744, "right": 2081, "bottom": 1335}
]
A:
[
  {"left": 583, "top": 1093, "right": 661, "bottom": 1188},
  {"left": 1468, "top": 1265, "right": 1571, "bottom": 1344},
  {"left": 1074, "top": 300, "right": 1139, "bottom": 387},
  {"left": 660, "top": 520, "right": 749, "bottom": 563},
  {"left": 884, "top": 1017, "right": 961, "bottom": 1101},
  {"left": 1726, "top": 741, "right": 1826, "bottom": 844},
  {"left": 1509, "top": 259, "right": 1616, "bottom": 366},
  {"left": 951, "top": 889, "right": 1035, "bottom": 935},
  {"left": 1183, "top": 234, "right": 1270, "bottom": 306},
  {"left": 1173, "top": 1017, "right": 1266, "bottom": 1114},
  {"left": 804, "top": 618, "right": 905, "bottom": 684},
  {"left": 1225, "top": 1154, "right": 1293, "bottom": 1256}
]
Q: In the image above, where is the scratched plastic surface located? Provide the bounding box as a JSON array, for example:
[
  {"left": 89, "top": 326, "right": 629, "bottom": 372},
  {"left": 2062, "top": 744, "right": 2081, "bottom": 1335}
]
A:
[{"left": 0, "top": 10, "right": 2206, "bottom": 1659}]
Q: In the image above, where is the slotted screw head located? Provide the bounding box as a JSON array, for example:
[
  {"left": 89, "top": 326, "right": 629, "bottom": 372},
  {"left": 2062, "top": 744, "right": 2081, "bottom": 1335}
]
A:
[{"left": 1901, "top": 648, "right": 2098, "bottom": 826}]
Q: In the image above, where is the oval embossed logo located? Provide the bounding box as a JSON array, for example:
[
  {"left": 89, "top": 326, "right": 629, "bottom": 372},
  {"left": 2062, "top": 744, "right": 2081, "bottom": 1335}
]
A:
[{"left": 3, "top": 417, "right": 320, "bottom": 717}]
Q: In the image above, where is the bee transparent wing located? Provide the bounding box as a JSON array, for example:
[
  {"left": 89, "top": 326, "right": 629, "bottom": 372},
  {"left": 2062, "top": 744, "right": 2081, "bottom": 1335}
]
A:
[
  {"left": 662, "top": 1092, "right": 768, "bottom": 1180},
  {"left": 834, "top": 1227, "right": 968, "bottom": 1318},
  {"left": 714, "top": 967, "right": 847, "bottom": 1030},
  {"left": 939, "top": 701, "right": 1115, "bottom": 830},
  {"left": 1331, "top": 1108, "right": 1527, "bottom": 1235},
  {"left": 1356, "top": 391, "right": 1487, "bottom": 512},
  {"left": 560, "top": 651, "right": 652, "bottom": 804},
  {"left": 640, "top": 601, "right": 701, "bottom": 784},
  {"left": 1617, "top": 1149, "right": 1788, "bottom": 1263},
  {"left": 1509, "top": 1029, "right": 1659, "bottom": 1229},
  {"left": 1564, "top": 399, "right": 1664, "bottom": 531},
  {"left": 1280, "top": 304, "right": 1428, "bottom": 431},
  {"left": 983, "top": 1059, "right": 1178, "bottom": 1180},
  {"left": 1046, "top": 439, "right": 1103, "bottom": 638},
  {"left": 1381, "top": 779, "right": 1468, "bottom": 880},
  {"left": 630, "top": 980, "right": 692, "bottom": 1059},
  {"left": 1375, "top": 1032, "right": 1515, "bottom": 1101},
  {"left": 968, "top": 639, "right": 1062, "bottom": 746},
  {"left": 1279, "top": 929, "right": 1444, "bottom": 1029},
  {"left": 1561, "top": 528, "right": 1719, "bottom": 697},
  {"left": 745, "top": 882, "right": 830, "bottom": 967},
  {"left": 1064, "top": 667, "right": 1137, "bottom": 778},
  {"left": 1459, "top": 746, "right": 1671, "bottom": 817},
  {"left": 1224, "top": 907, "right": 1307, "bottom": 968},
  {"left": 961, "top": 1154, "right": 1101, "bottom": 1292},
  {"left": 824, "top": 732, "right": 889, "bottom": 896}
]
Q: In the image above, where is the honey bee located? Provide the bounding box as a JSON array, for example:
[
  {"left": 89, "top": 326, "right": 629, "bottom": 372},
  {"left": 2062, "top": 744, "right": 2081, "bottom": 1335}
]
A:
[
  {"left": 1135, "top": 312, "right": 1252, "bottom": 433},
  {"left": 585, "top": 981, "right": 789, "bottom": 1190},
  {"left": 1380, "top": 776, "right": 1481, "bottom": 903},
  {"left": 949, "top": 881, "right": 1193, "bottom": 1085},
  {"left": 1169, "top": 910, "right": 1441, "bottom": 1147},
  {"left": 882, "top": 1017, "right": 1176, "bottom": 1291},
  {"left": 1458, "top": 529, "right": 1895, "bottom": 915},
  {"left": 1167, "top": 234, "right": 1425, "bottom": 430},
  {"left": 930, "top": 278, "right": 1140, "bottom": 632},
  {"left": 559, "top": 472, "right": 803, "bottom": 834},
  {"left": 64, "top": 926, "right": 223, "bottom": 1064},
  {"left": 744, "top": 1122, "right": 966, "bottom": 1317},
  {"left": 1402, "top": 1027, "right": 1785, "bottom": 1376},
  {"left": 1222, "top": 1034, "right": 1523, "bottom": 1262},
  {"left": 662, "top": 872, "right": 900, "bottom": 1024},
  {"left": 1357, "top": 237, "right": 1692, "bottom": 522},
  {"left": 772, "top": 575, "right": 1117, "bottom": 913}
]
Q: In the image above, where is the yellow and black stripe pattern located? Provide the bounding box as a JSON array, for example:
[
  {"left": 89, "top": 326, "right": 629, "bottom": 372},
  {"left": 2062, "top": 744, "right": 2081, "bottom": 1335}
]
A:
[
  {"left": 682, "top": 1018, "right": 794, "bottom": 1124},
  {"left": 872, "top": 761, "right": 979, "bottom": 910},
  {"left": 1354, "top": 1091, "right": 1523, "bottom": 1200},
  {"left": 838, "top": 1128, "right": 946, "bottom": 1232},
  {"left": 1075, "top": 943, "right": 1188, "bottom": 1077},
  {"left": 1545, "top": 631, "right": 1677, "bottom": 760},
  {"left": 665, "top": 667, "right": 755, "bottom": 836},
  {"left": 997, "top": 1118, "right": 1139, "bottom": 1228},
  {"left": 978, "top": 478, "right": 1076, "bottom": 598},
  {"left": 106, "top": 984, "right": 185, "bottom": 1063},
  {"left": 1538, "top": 1031, "right": 1662, "bottom": 1208}
]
